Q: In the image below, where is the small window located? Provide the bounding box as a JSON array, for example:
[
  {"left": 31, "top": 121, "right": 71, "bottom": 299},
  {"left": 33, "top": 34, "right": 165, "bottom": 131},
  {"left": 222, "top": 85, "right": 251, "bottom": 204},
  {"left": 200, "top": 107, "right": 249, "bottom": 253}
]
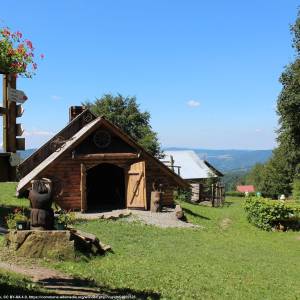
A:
[{"left": 93, "top": 130, "right": 111, "bottom": 148}]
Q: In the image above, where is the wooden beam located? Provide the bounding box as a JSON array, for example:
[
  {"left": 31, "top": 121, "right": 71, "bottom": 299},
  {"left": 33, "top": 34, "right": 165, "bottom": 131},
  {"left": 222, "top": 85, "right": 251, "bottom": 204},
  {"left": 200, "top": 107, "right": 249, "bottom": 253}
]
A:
[
  {"left": 73, "top": 153, "right": 138, "bottom": 160},
  {"left": 80, "top": 163, "right": 87, "bottom": 212}
]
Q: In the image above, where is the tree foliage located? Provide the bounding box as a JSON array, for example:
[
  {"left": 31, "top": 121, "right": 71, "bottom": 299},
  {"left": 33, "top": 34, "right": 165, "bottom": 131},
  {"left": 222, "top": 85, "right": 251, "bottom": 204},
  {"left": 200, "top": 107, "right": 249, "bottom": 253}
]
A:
[
  {"left": 244, "top": 163, "right": 264, "bottom": 191},
  {"left": 246, "top": 11, "right": 300, "bottom": 198},
  {"left": 83, "top": 94, "right": 162, "bottom": 157},
  {"left": 222, "top": 170, "right": 247, "bottom": 192}
]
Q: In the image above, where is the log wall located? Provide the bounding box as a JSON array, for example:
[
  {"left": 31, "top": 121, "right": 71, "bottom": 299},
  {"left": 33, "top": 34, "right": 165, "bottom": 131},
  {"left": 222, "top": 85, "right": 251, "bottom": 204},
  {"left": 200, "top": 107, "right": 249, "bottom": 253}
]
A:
[
  {"left": 38, "top": 152, "right": 178, "bottom": 211},
  {"left": 145, "top": 161, "right": 177, "bottom": 207}
]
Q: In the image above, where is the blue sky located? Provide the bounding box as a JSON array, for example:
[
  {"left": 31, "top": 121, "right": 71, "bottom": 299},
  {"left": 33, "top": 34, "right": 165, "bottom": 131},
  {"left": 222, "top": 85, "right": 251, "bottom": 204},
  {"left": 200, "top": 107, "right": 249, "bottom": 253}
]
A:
[{"left": 0, "top": 0, "right": 299, "bottom": 149}]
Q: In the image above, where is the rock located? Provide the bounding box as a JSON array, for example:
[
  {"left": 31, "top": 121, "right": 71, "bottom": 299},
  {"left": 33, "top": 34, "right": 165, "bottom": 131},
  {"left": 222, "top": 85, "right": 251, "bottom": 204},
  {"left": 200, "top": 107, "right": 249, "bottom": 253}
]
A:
[{"left": 175, "top": 205, "right": 184, "bottom": 220}]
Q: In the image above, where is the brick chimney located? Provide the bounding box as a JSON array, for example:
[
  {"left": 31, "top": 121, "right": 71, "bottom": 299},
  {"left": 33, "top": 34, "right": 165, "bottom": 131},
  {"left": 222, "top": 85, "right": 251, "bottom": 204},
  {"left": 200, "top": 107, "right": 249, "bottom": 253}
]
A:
[{"left": 69, "top": 106, "right": 85, "bottom": 122}]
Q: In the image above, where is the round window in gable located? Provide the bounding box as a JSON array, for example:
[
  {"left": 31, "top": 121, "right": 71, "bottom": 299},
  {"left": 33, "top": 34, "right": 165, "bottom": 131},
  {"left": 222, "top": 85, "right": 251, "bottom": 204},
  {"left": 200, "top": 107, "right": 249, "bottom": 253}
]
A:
[{"left": 93, "top": 130, "right": 111, "bottom": 148}]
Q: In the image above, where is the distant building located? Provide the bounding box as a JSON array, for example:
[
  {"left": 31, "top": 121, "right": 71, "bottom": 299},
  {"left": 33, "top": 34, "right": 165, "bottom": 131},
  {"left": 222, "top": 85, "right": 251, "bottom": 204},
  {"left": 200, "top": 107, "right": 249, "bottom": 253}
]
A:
[
  {"left": 236, "top": 185, "right": 255, "bottom": 193},
  {"left": 162, "top": 150, "right": 224, "bottom": 204}
]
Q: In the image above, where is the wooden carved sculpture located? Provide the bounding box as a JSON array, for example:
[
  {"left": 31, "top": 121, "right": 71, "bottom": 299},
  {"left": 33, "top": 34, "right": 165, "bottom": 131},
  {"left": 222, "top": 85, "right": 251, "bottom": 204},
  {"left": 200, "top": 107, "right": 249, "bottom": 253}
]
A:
[{"left": 29, "top": 178, "right": 54, "bottom": 230}]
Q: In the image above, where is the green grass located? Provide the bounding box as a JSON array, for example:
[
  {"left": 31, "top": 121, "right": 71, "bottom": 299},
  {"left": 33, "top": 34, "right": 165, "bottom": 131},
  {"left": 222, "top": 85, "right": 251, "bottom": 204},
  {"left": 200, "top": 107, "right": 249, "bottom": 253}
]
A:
[
  {"left": 0, "top": 183, "right": 300, "bottom": 299},
  {"left": 0, "top": 182, "right": 29, "bottom": 228}
]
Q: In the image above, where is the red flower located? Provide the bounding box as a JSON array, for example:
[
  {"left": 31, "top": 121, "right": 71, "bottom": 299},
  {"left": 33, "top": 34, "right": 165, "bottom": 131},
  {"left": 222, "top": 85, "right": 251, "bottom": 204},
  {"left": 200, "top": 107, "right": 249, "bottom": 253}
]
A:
[
  {"left": 8, "top": 48, "right": 14, "bottom": 56},
  {"left": 40, "top": 53, "right": 44, "bottom": 59},
  {"left": 1, "top": 28, "right": 10, "bottom": 37},
  {"left": 25, "top": 39, "right": 33, "bottom": 50},
  {"left": 16, "top": 31, "right": 22, "bottom": 39},
  {"left": 17, "top": 44, "right": 25, "bottom": 54}
]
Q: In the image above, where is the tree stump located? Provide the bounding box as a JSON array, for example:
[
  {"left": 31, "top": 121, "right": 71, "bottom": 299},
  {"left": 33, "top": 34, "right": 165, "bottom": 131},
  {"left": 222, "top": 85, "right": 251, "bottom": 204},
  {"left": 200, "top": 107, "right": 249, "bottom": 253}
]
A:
[{"left": 150, "top": 191, "right": 162, "bottom": 212}]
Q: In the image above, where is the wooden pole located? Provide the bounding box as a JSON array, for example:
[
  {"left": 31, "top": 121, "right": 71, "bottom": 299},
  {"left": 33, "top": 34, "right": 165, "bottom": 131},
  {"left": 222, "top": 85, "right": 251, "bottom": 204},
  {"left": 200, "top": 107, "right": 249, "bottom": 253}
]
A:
[
  {"left": 2, "top": 74, "right": 8, "bottom": 152},
  {"left": 7, "top": 74, "right": 17, "bottom": 153},
  {"left": 2, "top": 74, "right": 17, "bottom": 180}
]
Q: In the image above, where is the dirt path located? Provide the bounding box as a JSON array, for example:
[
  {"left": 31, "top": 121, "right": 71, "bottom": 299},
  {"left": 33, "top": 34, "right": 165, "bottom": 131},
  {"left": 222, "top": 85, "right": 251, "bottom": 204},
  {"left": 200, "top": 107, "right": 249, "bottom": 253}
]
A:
[
  {"left": 76, "top": 208, "right": 199, "bottom": 228},
  {"left": 0, "top": 261, "right": 102, "bottom": 296}
]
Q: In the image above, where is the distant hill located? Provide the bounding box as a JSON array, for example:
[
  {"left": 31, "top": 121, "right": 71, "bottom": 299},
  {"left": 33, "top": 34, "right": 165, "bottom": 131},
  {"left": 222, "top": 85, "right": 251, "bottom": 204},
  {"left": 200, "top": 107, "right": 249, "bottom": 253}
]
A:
[
  {"left": 0, "top": 148, "right": 36, "bottom": 160},
  {"left": 18, "top": 149, "right": 36, "bottom": 160},
  {"left": 164, "top": 148, "right": 273, "bottom": 173},
  {"left": 1, "top": 147, "right": 273, "bottom": 173}
]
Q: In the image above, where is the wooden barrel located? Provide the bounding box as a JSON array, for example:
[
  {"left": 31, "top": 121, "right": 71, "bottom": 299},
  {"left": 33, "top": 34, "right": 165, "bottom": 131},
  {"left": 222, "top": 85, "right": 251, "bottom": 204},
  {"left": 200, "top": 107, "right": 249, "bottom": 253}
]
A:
[{"left": 150, "top": 191, "right": 162, "bottom": 212}]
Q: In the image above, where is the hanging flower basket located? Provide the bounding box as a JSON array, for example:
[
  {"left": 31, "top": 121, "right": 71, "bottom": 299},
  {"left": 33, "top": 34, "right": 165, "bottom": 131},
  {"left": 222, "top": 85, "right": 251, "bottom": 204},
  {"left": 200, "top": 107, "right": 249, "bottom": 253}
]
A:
[{"left": 0, "top": 27, "right": 43, "bottom": 78}]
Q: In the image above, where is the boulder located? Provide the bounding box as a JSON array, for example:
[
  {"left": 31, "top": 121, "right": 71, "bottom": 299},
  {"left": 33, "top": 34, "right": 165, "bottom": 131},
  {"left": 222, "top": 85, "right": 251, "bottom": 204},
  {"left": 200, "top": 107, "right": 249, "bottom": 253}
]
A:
[{"left": 175, "top": 205, "right": 184, "bottom": 220}]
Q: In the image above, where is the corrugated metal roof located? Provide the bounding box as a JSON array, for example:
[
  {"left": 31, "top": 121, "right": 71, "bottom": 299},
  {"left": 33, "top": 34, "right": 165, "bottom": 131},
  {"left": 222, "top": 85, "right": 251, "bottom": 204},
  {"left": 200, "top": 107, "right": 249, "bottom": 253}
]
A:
[{"left": 162, "top": 150, "right": 220, "bottom": 180}]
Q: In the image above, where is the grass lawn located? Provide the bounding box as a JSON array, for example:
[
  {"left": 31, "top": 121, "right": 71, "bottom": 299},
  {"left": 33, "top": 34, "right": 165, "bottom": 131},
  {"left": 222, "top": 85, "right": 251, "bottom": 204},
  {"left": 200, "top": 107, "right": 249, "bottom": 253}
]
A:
[{"left": 0, "top": 183, "right": 299, "bottom": 299}]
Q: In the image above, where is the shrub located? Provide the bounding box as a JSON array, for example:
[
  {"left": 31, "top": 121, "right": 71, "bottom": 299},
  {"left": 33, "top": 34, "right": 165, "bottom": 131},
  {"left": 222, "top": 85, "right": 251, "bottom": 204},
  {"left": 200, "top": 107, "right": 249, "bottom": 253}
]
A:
[
  {"left": 56, "top": 210, "right": 76, "bottom": 227},
  {"left": 244, "top": 197, "right": 300, "bottom": 230},
  {"left": 6, "top": 208, "right": 28, "bottom": 229},
  {"left": 174, "top": 189, "right": 192, "bottom": 203}
]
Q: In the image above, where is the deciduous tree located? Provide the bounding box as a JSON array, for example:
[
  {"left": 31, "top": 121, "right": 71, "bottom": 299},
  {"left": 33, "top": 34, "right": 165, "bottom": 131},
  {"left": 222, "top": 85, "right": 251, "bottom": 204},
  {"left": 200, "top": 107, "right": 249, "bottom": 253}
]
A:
[{"left": 83, "top": 94, "right": 162, "bottom": 157}]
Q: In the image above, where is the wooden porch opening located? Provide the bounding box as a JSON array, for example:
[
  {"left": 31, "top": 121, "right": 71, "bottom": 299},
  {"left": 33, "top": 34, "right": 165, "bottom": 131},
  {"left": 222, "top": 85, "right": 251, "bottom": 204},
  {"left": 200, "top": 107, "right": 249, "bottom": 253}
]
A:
[{"left": 86, "top": 163, "right": 125, "bottom": 211}]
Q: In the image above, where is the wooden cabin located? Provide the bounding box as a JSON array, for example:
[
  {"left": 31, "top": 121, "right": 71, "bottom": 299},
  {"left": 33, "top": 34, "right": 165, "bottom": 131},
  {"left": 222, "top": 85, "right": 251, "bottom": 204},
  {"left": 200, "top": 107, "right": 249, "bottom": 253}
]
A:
[
  {"left": 17, "top": 108, "right": 189, "bottom": 212},
  {"left": 162, "top": 150, "right": 224, "bottom": 205}
]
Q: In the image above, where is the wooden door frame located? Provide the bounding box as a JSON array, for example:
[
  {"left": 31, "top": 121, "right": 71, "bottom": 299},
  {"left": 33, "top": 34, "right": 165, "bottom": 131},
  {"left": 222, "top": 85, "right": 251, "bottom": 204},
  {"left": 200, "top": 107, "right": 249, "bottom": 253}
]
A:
[
  {"left": 83, "top": 161, "right": 127, "bottom": 211},
  {"left": 80, "top": 163, "right": 87, "bottom": 212}
]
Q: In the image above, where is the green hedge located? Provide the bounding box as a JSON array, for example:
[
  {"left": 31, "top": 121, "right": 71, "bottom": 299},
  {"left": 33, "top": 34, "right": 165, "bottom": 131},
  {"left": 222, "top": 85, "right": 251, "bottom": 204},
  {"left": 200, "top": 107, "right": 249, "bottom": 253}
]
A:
[{"left": 244, "top": 197, "right": 300, "bottom": 231}]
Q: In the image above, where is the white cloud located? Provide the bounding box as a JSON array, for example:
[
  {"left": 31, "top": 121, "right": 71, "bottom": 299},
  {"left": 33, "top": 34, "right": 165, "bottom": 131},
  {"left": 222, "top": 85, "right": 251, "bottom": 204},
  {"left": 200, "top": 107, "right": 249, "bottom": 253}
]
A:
[
  {"left": 187, "top": 100, "right": 200, "bottom": 107},
  {"left": 51, "top": 95, "right": 63, "bottom": 100},
  {"left": 23, "top": 130, "right": 54, "bottom": 137}
]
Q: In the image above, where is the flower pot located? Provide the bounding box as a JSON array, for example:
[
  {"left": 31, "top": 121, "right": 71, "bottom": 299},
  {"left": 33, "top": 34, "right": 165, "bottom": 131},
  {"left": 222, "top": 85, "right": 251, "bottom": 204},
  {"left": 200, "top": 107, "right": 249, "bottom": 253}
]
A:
[
  {"left": 16, "top": 221, "right": 27, "bottom": 230},
  {"left": 55, "top": 222, "right": 65, "bottom": 230}
]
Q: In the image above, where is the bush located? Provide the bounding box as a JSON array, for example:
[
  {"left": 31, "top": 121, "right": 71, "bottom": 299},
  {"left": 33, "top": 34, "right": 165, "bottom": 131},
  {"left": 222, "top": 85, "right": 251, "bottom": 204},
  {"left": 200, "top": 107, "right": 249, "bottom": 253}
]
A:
[
  {"left": 56, "top": 211, "right": 76, "bottom": 227},
  {"left": 174, "top": 189, "right": 192, "bottom": 203},
  {"left": 244, "top": 197, "right": 300, "bottom": 230},
  {"left": 6, "top": 208, "right": 28, "bottom": 229}
]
